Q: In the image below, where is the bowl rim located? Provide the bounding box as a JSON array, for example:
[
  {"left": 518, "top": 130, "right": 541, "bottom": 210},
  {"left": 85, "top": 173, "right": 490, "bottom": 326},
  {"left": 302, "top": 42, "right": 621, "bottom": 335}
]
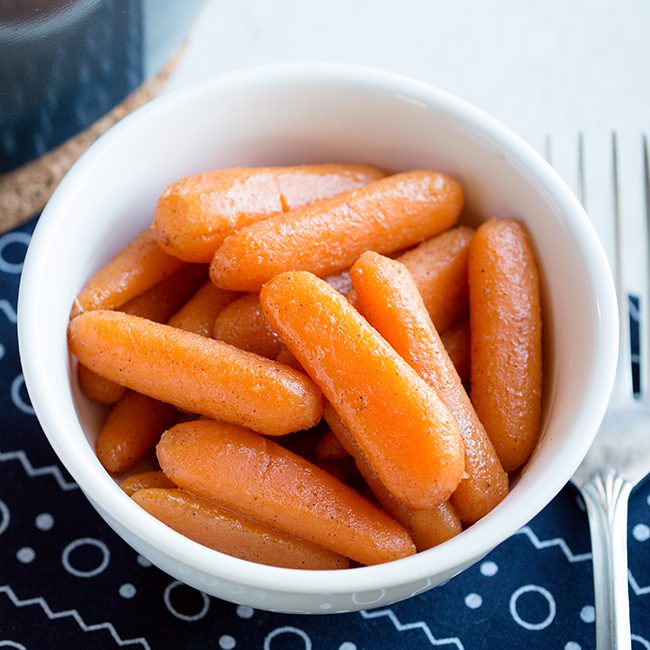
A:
[{"left": 18, "top": 61, "right": 618, "bottom": 595}]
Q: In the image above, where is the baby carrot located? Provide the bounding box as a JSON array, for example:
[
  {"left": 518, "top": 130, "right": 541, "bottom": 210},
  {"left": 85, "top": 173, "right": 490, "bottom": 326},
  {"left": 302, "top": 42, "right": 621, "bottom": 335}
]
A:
[
  {"left": 275, "top": 346, "right": 302, "bottom": 371},
  {"left": 441, "top": 320, "right": 471, "bottom": 384},
  {"left": 156, "top": 420, "right": 415, "bottom": 565},
  {"left": 77, "top": 264, "right": 208, "bottom": 404},
  {"left": 324, "top": 404, "right": 461, "bottom": 550},
  {"left": 68, "top": 311, "right": 323, "bottom": 436},
  {"left": 168, "top": 281, "right": 240, "bottom": 337},
  {"left": 351, "top": 251, "right": 508, "bottom": 524},
  {"left": 260, "top": 271, "right": 465, "bottom": 509},
  {"left": 211, "top": 171, "right": 464, "bottom": 291},
  {"left": 97, "top": 390, "right": 177, "bottom": 473},
  {"left": 132, "top": 488, "right": 350, "bottom": 569},
  {"left": 213, "top": 293, "right": 283, "bottom": 358},
  {"left": 154, "top": 164, "right": 385, "bottom": 263},
  {"left": 71, "top": 229, "right": 185, "bottom": 318},
  {"left": 120, "top": 470, "right": 176, "bottom": 496},
  {"left": 469, "top": 219, "right": 542, "bottom": 472},
  {"left": 315, "top": 429, "right": 349, "bottom": 461}
]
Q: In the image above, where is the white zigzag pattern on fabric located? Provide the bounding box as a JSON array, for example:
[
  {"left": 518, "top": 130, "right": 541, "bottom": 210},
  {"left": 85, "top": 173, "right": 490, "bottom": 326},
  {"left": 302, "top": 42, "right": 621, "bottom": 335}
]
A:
[
  {"left": 0, "top": 449, "right": 78, "bottom": 491},
  {"left": 360, "top": 608, "right": 464, "bottom": 649},
  {"left": 0, "top": 299, "right": 17, "bottom": 324},
  {"left": 628, "top": 570, "right": 650, "bottom": 596},
  {"left": 0, "top": 585, "right": 151, "bottom": 649},
  {"left": 515, "top": 525, "right": 592, "bottom": 562}
]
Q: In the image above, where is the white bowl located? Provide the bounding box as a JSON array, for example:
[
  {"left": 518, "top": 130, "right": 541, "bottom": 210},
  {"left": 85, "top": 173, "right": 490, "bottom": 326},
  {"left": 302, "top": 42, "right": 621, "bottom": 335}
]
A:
[{"left": 18, "top": 63, "right": 618, "bottom": 614}]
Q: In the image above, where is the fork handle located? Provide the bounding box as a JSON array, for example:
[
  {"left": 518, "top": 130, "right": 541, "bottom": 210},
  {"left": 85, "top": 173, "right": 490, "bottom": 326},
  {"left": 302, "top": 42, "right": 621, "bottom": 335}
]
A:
[{"left": 580, "top": 467, "right": 633, "bottom": 650}]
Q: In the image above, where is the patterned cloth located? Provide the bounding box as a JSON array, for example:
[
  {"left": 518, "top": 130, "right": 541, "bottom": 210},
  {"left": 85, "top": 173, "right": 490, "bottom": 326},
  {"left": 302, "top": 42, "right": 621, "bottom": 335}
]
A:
[{"left": 0, "top": 219, "right": 648, "bottom": 650}]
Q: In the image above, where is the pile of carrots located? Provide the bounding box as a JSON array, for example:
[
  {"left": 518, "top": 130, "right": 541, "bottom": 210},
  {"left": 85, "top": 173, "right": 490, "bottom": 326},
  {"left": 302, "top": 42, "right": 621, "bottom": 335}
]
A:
[{"left": 67, "top": 164, "right": 542, "bottom": 569}]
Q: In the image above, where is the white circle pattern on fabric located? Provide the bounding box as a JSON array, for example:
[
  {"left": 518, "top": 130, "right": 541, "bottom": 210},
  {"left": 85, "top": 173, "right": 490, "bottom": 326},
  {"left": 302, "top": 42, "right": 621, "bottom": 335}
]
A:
[
  {"left": 119, "top": 583, "right": 137, "bottom": 599},
  {"left": 0, "top": 642, "right": 27, "bottom": 649},
  {"left": 580, "top": 605, "right": 595, "bottom": 623},
  {"left": 0, "top": 232, "right": 31, "bottom": 274},
  {"left": 632, "top": 634, "right": 650, "bottom": 650},
  {"left": 465, "top": 593, "right": 483, "bottom": 609},
  {"left": 61, "top": 537, "right": 110, "bottom": 578},
  {"left": 632, "top": 523, "right": 650, "bottom": 542},
  {"left": 339, "top": 643, "right": 357, "bottom": 650},
  {"left": 219, "top": 635, "right": 236, "bottom": 649},
  {"left": 163, "top": 580, "right": 210, "bottom": 622},
  {"left": 10, "top": 374, "right": 34, "bottom": 416},
  {"left": 509, "top": 584, "right": 556, "bottom": 631},
  {"left": 16, "top": 547, "right": 35, "bottom": 564},
  {"left": 35, "top": 512, "right": 54, "bottom": 531},
  {"left": 480, "top": 561, "right": 499, "bottom": 577},
  {"left": 0, "top": 500, "right": 9, "bottom": 537},
  {"left": 264, "top": 627, "right": 312, "bottom": 650},
  {"left": 236, "top": 605, "right": 254, "bottom": 619},
  {"left": 136, "top": 554, "right": 152, "bottom": 567},
  {"left": 0, "top": 342, "right": 5, "bottom": 360},
  {"left": 564, "top": 643, "right": 581, "bottom": 650}
]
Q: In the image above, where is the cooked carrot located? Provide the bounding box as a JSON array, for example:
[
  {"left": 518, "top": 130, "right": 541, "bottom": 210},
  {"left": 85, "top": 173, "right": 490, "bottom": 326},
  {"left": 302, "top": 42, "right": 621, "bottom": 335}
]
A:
[
  {"left": 168, "top": 281, "right": 239, "bottom": 337},
  {"left": 77, "top": 264, "right": 208, "bottom": 404},
  {"left": 211, "top": 171, "right": 464, "bottom": 291},
  {"left": 120, "top": 470, "right": 176, "bottom": 496},
  {"left": 132, "top": 488, "right": 350, "bottom": 569},
  {"left": 441, "top": 320, "right": 471, "bottom": 384},
  {"left": 315, "top": 429, "right": 349, "bottom": 461},
  {"left": 156, "top": 420, "right": 415, "bottom": 565},
  {"left": 324, "top": 404, "right": 461, "bottom": 550},
  {"left": 275, "top": 346, "right": 302, "bottom": 371},
  {"left": 154, "top": 164, "right": 385, "bottom": 263},
  {"left": 213, "top": 293, "right": 282, "bottom": 358},
  {"left": 260, "top": 271, "right": 465, "bottom": 509},
  {"left": 469, "top": 219, "right": 542, "bottom": 472},
  {"left": 77, "top": 363, "right": 125, "bottom": 405},
  {"left": 68, "top": 311, "right": 323, "bottom": 436},
  {"left": 71, "top": 229, "right": 185, "bottom": 318},
  {"left": 97, "top": 390, "right": 177, "bottom": 473},
  {"left": 351, "top": 251, "right": 508, "bottom": 523}
]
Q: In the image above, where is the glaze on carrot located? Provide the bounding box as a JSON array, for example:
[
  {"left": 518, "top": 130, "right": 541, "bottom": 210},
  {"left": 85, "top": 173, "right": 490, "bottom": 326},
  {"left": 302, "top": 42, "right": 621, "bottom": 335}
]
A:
[
  {"left": 156, "top": 420, "right": 415, "bottom": 565},
  {"left": 71, "top": 229, "right": 185, "bottom": 318},
  {"left": 260, "top": 271, "right": 465, "bottom": 509},
  {"left": 120, "top": 470, "right": 176, "bottom": 496},
  {"left": 133, "top": 488, "right": 350, "bottom": 569},
  {"left": 211, "top": 171, "right": 464, "bottom": 291},
  {"left": 441, "top": 320, "right": 471, "bottom": 384},
  {"left": 469, "top": 219, "right": 542, "bottom": 472},
  {"left": 315, "top": 429, "right": 349, "bottom": 461},
  {"left": 68, "top": 311, "right": 323, "bottom": 436},
  {"left": 77, "top": 363, "right": 125, "bottom": 405},
  {"left": 351, "top": 251, "right": 508, "bottom": 524},
  {"left": 154, "top": 164, "right": 385, "bottom": 263}
]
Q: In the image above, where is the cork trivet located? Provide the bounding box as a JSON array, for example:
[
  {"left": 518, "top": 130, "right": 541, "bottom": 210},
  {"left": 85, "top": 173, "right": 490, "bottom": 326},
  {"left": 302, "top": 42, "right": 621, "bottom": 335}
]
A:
[{"left": 0, "top": 42, "right": 187, "bottom": 234}]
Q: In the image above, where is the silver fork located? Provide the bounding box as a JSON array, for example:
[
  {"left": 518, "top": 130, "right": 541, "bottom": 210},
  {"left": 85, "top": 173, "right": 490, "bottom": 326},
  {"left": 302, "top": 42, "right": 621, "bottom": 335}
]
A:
[{"left": 551, "top": 131, "right": 650, "bottom": 650}]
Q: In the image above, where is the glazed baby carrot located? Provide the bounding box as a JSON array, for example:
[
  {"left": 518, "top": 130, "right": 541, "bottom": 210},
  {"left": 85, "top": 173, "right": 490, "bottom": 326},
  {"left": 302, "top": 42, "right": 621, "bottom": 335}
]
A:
[
  {"left": 77, "top": 264, "right": 208, "bottom": 404},
  {"left": 132, "top": 488, "right": 350, "bottom": 569},
  {"left": 168, "top": 281, "right": 240, "bottom": 337},
  {"left": 315, "top": 429, "right": 349, "bottom": 461},
  {"left": 351, "top": 251, "right": 508, "bottom": 524},
  {"left": 469, "top": 219, "right": 542, "bottom": 472},
  {"left": 324, "top": 404, "right": 461, "bottom": 550},
  {"left": 154, "top": 164, "right": 385, "bottom": 263},
  {"left": 211, "top": 171, "right": 464, "bottom": 291},
  {"left": 275, "top": 346, "right": 302, "bottom": 371},
  {"left": 260, "top": 272, "right": 465, "bottom": 509},
  {"left": 97, "top": 390, "right": 177, "bottom": 473},
  {"left": 213, "top": 293, "right": 283, "bottom": 358},
  {"left": 156, "top": 420, "right": 415, "bottom": 565},
  {"left": 68, "top": 311, "right": 323, "bottom": 436},
  {"left": 441, "top": 320, "right": 471, "bottom": 384},
  {"left": 71, "top": 229, "right": 185, "bottom": 318},
  {"left": 120, "top": 470, "right": 176, "bottom": 496}
]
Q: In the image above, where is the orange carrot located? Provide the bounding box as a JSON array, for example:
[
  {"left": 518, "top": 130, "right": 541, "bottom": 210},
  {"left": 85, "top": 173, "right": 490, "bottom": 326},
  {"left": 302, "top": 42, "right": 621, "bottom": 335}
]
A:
[
  {"left": 77, "top": 363, "right": 125, "bottom": 405},
  {"left": 156, "top": 420, "right": 415, "bottom": 565},
  {"left": 120, "top": 470, "right": 176, "bottom": 496},
  {"left": 351, "top": 251, "right": 508, "bottom": 523},
  {"left": 132, "top": 488, "right": 350, "bottom": 569},
  {"left": 275, "top": 346, "right": 303, "bottom": 371},
  {"left": 260, "top": 271, "right": 465, "bottom": 509},
  {"left": 71, "top": 229, "right": 184, "bottom": 318},
  {"left": 469, "top": 219, "right": 542, "bottom": 472},
  {"left": 324, "top": 404, "right": 462, "bottom": 550},
  {"left": 441, "top": 320, "right": 471, "bottom": 384},
  {"left": 211, "top": 171, "right": 464, "bottom": 291},
  {"left": 68, "top": 311, "right": 323, "bottom": 436},
  {"left": 168, "top": 281, "right": 239, "bottom": 337},
  {"left": 97, "top": 390, "right": 177, "bottom": 473},
  {"left": 213, "top": 293, "right": 283, "bottom": 358},
  {"left": 315, "top": 429, "right": 349, "bottom": 461},
  {"left": 154, "top": 164, "right": 385, "bottom": 263}
]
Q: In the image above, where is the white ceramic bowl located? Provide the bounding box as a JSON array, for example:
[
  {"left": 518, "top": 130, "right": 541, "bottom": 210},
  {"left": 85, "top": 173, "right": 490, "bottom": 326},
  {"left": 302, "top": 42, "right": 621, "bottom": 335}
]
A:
[{"left": 18, "top": 63, "right": 617, "bottom": 614}]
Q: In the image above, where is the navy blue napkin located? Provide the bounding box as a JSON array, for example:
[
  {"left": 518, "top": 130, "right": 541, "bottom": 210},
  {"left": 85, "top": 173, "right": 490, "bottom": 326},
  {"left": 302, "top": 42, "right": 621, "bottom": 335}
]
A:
[{"left": 0, "top": 218, "right": 648, "bottom": 650}]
